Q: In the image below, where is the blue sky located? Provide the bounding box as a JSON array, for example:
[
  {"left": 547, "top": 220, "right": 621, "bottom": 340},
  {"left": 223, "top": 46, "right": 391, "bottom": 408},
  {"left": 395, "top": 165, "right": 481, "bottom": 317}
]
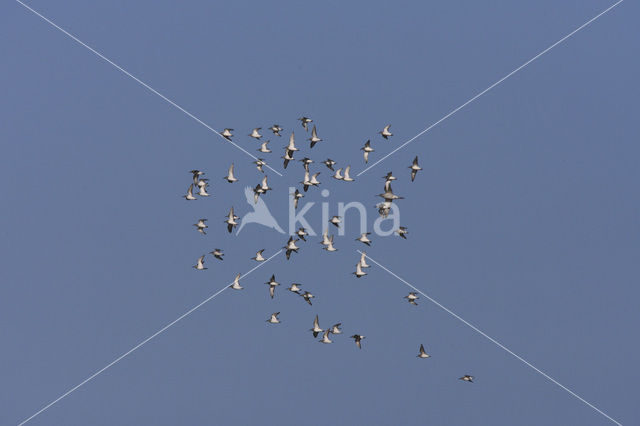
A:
[{"left": 1, "top": 1, "right": 638, "bottom": 425}]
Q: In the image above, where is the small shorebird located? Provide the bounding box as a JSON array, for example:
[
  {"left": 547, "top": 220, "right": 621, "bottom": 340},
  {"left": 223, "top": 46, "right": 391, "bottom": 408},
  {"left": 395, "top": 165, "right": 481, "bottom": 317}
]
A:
[
  {"left": 350, "top": 334, "right": 365, "bottom": 349},
  {"left": 267, "top": 312, "right": 280, "bottom": 324},
  {"left": 379, "top": 124, "right": 392, "bottom": 139}
]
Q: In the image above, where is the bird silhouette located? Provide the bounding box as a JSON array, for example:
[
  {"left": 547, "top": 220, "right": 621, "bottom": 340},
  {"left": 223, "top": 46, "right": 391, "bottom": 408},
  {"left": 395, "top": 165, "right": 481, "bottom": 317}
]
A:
[{"left": 236, "top": 186, "right": 285, "bottom": 235}]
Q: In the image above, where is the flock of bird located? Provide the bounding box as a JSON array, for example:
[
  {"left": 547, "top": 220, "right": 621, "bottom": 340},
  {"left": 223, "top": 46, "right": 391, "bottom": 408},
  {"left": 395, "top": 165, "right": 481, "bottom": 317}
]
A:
[{"left": 183, "top": 117, "right": 474, "bottom": 384}]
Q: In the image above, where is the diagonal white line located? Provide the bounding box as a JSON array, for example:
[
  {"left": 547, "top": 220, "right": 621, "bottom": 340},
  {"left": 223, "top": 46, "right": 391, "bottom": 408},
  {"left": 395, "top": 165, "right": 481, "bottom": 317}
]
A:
[
  {"left": 14, "top": 0, "right": 283, "bottom": 177},
  {"left": 358, "top": 250, "right": 622, "bottom": 425},
  {"left": 357, "top": 0, "right": 623, "bottom": 176},
  {"left": 18, "top": 249, "right": 284, "bottom": 426}
]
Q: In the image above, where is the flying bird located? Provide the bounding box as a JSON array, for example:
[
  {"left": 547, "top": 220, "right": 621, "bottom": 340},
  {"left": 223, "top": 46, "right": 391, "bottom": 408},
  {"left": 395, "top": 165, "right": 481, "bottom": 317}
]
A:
[
  {"left": 396, "top": 226, "right": 408, "bottom": 239},
  {"left": 378, "top": 184, "right": 404, "bottom": 202},
  {"left": 284, "top": 236, "right": 300, "bottom": 260},
  {"left": 300, "top": 157, "right": 314, "bottom": 168},
  {"left": 268, "top": 124, "right": 283, "bottom": 136},
  {"left": 310, "top": 315, "right": 323, "bottom": 337},
  {"left": 322, "top": 159, "right": 336, "bottom": 171},
  {"left": 301, "top": 291, "right": 314, "bottom": 306},
  {"left": 253, "top": 158, "right": 266, "bottom": 173},
  {"left": 329, "top": 216, "right": 341, "bottom": 227},
  {"left": 230, "top": 273, "right": 243, "bottom": 290},
  {"left": 225, "top": 207, "right": 239, "bottom": 233},
  {"left": 323, "top": 235, "right": 337, "bottom": 252},
  {"left": 224, "top": 163, "right": 238, "bottom": 183},
  {"left": 252, "top": 249, "right": 265, "bottom": 262},
  {"left": 282, "top": 149, "right": 295, "bottom": 169},
  {"left": 266, "top": 274, "right": 280, "bottom": 299},
  {"left": 252, "top": 184, "right": 265, "bottom": 204},
  {"left": 359, "top": 251, "right": 370, "bottom": 268},
  {"left": 306, "top": 172, "right": 320, "bottom": 191},
  {"left": 197, "top": 181, "right": 211, "bottom": 197},
  {"left": 361, "top": 140, "right": 374, "bottom": 163},
  {"left": 379, "top": 124, "right": 392, "bottom": 139},
  {"left": 319, "top": 329, "right": 333, "bottom": 344},
  {"left": 308, "top": 125, "right": 322, "bottom": 148},
  {"left": 350, "top": 334, "right": 365, "bottom": 349},
  {"left": 190, "top": 170, "right": 205, "bottom": 186},
  {"left": 267, "top": 312, "right": 281, "bottom": 324},
  {"left": 409, "top": 156, "right": 422, "bottom": 182},
  {"left": 298, "top": 116, "right": 313, "bottom": 131},
  {"left": 292, "top": 188, "right": 304, "bottom": 209},
  {"left": 221, "top": 128, "right": 234, "bottom": 140},
  {"left": 330, "top": 323, "right": 342, "bottom": 334},
  {"left": 296, "top": 227, "right": 308, "bottom": 241},
  {"left": 332, "top": 168, "right": 343, "bottom": 180},
  {"left": 376, "top": 201, "right": 393, "bottom": 218},
  {"left": 343, "top": 165, "right": 354, "bottom": 182},
  {"left": 193, "top": 219, "right": 208, "bottom": 235},
  {"left": 417, "top": 344, "right": 431, "bottom": 358},
  {"left": 459, "top": 375, "right": 474, "bottom": 383},
  {"left": 286, "top": 132, "right": 299, "bottom": 152},
  {"left": 249, "top": 127, "right": 262, "bottom": 140},
  {"left": 193, "top": 255, "right": 207, "bottom": 270},
  {"left": 320, "top": 228, "right": 331, "bottom": 247},
  {"left": 210, "top": 249, "right": 224, "bottom": 261},
  {"left": 404, "top": 292, "right": 419, "bottom": 305},
  {"left": 183, "top": 184, "right": 197, "bottom": 201},
  {"left": 353, "top": 262, "right": 367, "bottom": 278},
  {"left": 287, "top": 283, "right": 302, "bottom": 294},
  {"left": 260, "top": 175, "right": 271, "bottom": 193},
  {"left": 356, "top": 232, "right": 372, "bottom": 246},
  {"left": 257, "top": 140, "right": 272, "bottom": 153}
]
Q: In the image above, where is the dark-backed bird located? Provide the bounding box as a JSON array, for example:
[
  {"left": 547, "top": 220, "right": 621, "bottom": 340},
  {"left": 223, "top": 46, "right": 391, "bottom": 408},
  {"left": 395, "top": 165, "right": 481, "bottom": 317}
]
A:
[
  {"left": 361, "top": 140, "right": 374, "bottom": 163},
  {"left": 269, "top": 124, "right": 283, "bottom": 136},
  {"left": 253, "top": 158, "right": 266, "bottom": 173},
  {"left": 323, "top": 159, "right": 336, "bottom": 171},
  {"left": 298, "top": 116, "right": 313, "bottom": 131},
  {"left": 190, "top": 169, "right": 205, "bottom": 186},
  {"left": 296, "top": 227, "right": 308, "bottom": 241},
  {"left": 284, "top": 236, "right": 300, "bottom": 260},
  {"left": 310, "top": 315, "right": 323, "bottom": 337},
  {"left": 417, "top": 344, "right": 431, "bottom": 358},
  {"left": 210, "top": 249, "right": 224, "bottom": 261},
  {"left": 404, "top": 292, "right": 419, "bottom": 305},
  {"left": 396, "top": 226, "right": 408, "bottom": 239},
  {"left": 350, "top": 334, "right": 365, "bottom": 349},
  {"left": 266, "top": 274, "right": 280, "bottom": 299},
  {"left": 301, "top": 291, "right": 314, "bottom": 306}
]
